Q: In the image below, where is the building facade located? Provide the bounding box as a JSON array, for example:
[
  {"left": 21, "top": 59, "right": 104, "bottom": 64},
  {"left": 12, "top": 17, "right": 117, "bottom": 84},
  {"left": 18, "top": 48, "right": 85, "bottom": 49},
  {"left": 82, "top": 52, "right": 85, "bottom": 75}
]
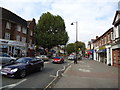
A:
[
  {"left": 111, "top": 10, "right": 120, "bottom": 67},
  {"left": 86, "top": 39, "right": 95, "bottom": 60},
  {"left": 0, "top": 7, "right": 36, "bottom": 57},
  {"left": 93, "top": 28, "right": 114, "bottom": 65}
]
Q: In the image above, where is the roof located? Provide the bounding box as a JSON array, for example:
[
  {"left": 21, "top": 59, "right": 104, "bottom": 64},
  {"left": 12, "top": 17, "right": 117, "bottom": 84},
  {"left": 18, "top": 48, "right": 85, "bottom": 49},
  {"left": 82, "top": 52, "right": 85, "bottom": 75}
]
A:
[
  {"left": 112, "top": 10, "right": 120, "bottom": 26},
  {"left": 0, "top": 7, "right": 27, "bottom": 27},
  {"left": 93, "top": 27, "right": 113, "bottom": 43}
]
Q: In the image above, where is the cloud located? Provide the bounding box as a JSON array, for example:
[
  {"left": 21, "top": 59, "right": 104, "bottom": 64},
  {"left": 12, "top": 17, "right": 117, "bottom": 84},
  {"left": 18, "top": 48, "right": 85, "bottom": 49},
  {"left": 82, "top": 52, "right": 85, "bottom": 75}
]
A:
[{"left": 0, "top": 0, "right": 119, "bottom": 46}]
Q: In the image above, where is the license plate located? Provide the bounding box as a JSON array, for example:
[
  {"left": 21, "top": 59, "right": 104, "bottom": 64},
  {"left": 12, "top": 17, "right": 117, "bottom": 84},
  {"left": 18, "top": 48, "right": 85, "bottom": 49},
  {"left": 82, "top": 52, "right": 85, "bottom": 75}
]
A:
[{"left": 1, "top": 72, "right": 7, "bottom": 75}]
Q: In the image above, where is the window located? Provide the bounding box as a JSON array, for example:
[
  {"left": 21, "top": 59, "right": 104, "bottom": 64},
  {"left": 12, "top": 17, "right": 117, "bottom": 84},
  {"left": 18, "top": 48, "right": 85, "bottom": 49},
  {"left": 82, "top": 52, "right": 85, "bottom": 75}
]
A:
[
  {"left": 6, "top": 22, "right": 11, "bottom": 29},
  {"left": 22, "top": 37, "right": 26, "bottom": 43},
  {"left": 30, "top": 39, "right": 32, "bottom": 44},
  {"left": 102, "top": 38, "right": 104, "bottom": 45},
  {"left": 30, "top": 31, "right": 33, "bottom": 36},
  {"left": 22, "top": 27, "right": 27, "bottom": 34},
  {"left": 16, "top": 35, "right": 20, "bottom": 41},
  {"left": 118, "top": 25, "right": 120, "bottom": 37},
  {"left": 108, "top": 34, "right": 110, "bottom": 42},
  {"left": 111, "top": 32, "right": 114, "bottom": 40},
  {"left": 17, "top": 25, "right": 21, "bottom": 32},
  {"left": 104, "top": 36, "right": 106, "bottom": 44},
  {"left": 5, "top": 33, "right": 10, "bottom": 40}
]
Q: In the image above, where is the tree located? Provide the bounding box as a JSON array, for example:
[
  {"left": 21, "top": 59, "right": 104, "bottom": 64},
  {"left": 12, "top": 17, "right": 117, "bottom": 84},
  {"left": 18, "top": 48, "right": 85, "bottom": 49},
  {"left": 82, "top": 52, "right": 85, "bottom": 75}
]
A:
[
  {"left": 66, "top": 43, "right": 75, "bottom": 55},
  {"left": 35, "top": 12, "right": 69, "bottom": 49},
  {"left": 75, "top": 41, "right": 86, "bottom": 55},
  {"left": 66, "top": 41, "right": 86, "bottom": 55}
]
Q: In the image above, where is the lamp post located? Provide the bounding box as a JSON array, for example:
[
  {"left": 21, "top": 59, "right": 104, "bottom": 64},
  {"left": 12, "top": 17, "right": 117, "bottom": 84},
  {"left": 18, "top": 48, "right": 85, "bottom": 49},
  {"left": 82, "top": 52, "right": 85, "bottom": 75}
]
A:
[{"left": 71, "top": 21, "right": 78, "bottom": 64}]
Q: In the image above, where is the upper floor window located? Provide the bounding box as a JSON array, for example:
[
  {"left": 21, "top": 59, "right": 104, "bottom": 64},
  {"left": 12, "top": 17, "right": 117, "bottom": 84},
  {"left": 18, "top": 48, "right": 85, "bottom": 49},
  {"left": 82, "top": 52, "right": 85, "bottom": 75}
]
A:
[
  {"left": 22, "top": 37, "right": 26, "bottom": 43},
  {"left": 102, "top": 38, "right": 103, "bottom": 45},
  {"left": 30, "top": 39, "right": 32, "bottom": 44},
  {"left": 22, "top": 27, "right": 27, "bottom": 34},
  {"left": 30, "top": 31, "right": 33, "bottom": 36},
  {"left": 111, "top": 32, "right": 114, "bottom": 40},
  {"left": 103, "top": 36, "right": 106, "bottom": 44},
  {"left": 16, "top": 35, "right": 20, "bottom": 41},
  {"left": 17, "top": 25, "right": 21, "bottom": 32},
  {"left": 118, "top": 24, "right": 120, "bottom": 37},
  {"left": 6, "top": 22, "right": 11, "bottom": 29},
  {"left": 108, "top": 34, "right": 110, "bottom": 42},
  {"left": 5, "top": 32, "right": 10, "bottom": 40}
]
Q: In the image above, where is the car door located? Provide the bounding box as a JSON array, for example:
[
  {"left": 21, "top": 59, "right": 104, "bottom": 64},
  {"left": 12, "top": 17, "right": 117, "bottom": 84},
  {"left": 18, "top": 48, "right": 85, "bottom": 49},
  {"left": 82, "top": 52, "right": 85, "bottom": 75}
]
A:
[
  {"left": 28, "top": 58, "right": 38, "bottom": 71},
  {"left": 35, "top": 58, "right": 43, "bottom": 69}
]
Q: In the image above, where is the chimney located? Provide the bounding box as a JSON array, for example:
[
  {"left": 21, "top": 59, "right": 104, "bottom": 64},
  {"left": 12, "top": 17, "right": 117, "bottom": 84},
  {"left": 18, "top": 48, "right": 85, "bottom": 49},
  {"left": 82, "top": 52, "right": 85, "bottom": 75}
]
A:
[{"left": 96, "top": 36, "right": 99, "bottom": 39}]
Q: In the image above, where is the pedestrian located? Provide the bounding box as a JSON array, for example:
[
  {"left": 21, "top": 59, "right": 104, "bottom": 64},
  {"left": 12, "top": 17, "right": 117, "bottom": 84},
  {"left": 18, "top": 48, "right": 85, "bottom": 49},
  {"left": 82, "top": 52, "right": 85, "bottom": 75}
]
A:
[{"left": 74, "top": 56, "right": 77, "bottom": 64}]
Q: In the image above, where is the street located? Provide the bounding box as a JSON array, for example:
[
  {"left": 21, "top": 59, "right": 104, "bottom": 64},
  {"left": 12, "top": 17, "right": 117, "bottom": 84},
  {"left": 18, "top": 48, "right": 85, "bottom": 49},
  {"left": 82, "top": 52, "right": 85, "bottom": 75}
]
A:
[
  {"left": 54, "top": 59, "right": 119, "bottom": 88},
  {"left": 1, "top": 59, "right": 72, "bottom": 89}
]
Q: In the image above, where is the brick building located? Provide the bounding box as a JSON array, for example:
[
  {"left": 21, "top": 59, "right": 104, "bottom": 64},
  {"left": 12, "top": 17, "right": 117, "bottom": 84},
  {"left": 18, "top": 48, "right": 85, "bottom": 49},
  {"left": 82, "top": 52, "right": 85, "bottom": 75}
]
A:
[
  {"left": 111, "top": 10, "right": 120, "bottom": 67},
  {"left": 93, "top": 28, "right": 114, "bottom": 65},
  {"left": 0, "top": 7, "right": 36, "bottom": 57}
]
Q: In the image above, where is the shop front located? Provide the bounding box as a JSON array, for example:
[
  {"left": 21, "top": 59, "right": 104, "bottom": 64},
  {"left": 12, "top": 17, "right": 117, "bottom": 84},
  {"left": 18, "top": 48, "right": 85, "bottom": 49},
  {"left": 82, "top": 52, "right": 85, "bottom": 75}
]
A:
[
  {"left": 97, "top": 46, "right": 107, "bottom": 64},
  {"left": 0, "top": 39, "right": 27, "bottom": 57}
]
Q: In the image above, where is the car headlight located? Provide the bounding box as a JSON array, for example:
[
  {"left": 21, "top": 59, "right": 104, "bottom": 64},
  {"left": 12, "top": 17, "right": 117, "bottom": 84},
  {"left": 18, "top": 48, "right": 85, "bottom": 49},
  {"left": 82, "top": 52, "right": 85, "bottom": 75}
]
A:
[
  {"left": 0, "top": 66, "right": 2, "bottom": 70},
  {"left": 10, "top": 68, "right": 18, "bottom": 73}
]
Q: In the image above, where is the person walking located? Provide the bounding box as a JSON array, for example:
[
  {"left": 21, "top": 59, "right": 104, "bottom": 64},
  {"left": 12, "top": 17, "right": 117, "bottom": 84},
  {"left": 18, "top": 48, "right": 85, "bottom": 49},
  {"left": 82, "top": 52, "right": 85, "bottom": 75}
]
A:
[{"left": 74, "top": 55, "right": 77, "bottom": 64}]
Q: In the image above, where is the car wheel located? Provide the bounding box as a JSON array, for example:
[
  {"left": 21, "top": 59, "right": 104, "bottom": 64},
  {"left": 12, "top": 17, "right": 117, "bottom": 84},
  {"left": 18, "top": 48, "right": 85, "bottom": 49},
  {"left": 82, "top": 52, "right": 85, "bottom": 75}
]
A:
[
  {"left": 10, "top": 59, "right": 14, "bottom": 63},
  {"left": 19, "top": 70, "right": 26, "bottom": 78},
  {"left": 39, "top": 66, "right": 43, "bottom": 71}
]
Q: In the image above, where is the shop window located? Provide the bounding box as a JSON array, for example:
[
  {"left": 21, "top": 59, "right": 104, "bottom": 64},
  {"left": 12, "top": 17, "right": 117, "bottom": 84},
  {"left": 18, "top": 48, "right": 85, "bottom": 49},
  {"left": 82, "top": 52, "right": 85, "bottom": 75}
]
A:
[
  {"left": 5, "top": 33, "right": 10, "bottom": 40},
  {"left": 6, "top": 22, "right": 11, "bottom": 29}
]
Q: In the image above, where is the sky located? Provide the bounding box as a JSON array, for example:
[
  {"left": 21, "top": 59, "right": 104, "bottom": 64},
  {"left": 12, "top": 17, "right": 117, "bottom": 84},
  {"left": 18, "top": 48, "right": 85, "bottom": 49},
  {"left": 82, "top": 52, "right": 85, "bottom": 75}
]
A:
[{"left": 0, "top": 0, "right": 119, "bottom": 46}]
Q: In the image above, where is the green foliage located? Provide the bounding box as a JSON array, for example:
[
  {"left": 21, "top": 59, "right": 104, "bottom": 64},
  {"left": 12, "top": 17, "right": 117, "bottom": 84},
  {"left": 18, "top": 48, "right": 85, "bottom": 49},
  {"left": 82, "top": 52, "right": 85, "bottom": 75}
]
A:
[
  {"left": 35, "top": 12, "right": 69, "bottom": 49},
  {"left": 66, "top": 41, "right": 86, "bottom": 55},
  {"left": 66, "top": 43, "right": 75, "bottom": 55}
]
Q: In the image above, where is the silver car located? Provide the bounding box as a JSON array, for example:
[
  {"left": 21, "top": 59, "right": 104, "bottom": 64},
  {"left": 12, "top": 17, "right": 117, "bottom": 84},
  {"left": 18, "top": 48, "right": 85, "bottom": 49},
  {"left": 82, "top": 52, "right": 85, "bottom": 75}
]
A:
[{"left": 0, "top": 53, "right": 16, "bottom": 64}]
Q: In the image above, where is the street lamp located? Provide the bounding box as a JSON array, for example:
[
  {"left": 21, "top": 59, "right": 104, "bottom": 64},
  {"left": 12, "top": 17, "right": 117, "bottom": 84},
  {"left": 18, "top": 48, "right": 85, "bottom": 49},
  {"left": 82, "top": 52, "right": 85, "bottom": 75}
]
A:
[{"left": 71, "top": 21, "right": 78, "bottom": 64}]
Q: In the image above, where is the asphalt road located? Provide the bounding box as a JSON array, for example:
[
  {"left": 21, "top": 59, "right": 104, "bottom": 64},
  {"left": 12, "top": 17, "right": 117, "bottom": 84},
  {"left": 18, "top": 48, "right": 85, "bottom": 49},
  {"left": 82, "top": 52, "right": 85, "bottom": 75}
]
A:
[{"left": 1, "top": 58, "right": 72, "bottom": 89}]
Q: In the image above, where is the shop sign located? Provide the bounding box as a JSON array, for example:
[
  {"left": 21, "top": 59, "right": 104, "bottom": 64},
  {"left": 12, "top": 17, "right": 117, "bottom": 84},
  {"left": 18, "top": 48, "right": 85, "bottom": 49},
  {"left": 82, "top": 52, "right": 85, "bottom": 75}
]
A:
[
  {"left": 0, "top": 39, "right": 26, "bottom": 46},
  {"left": 99, "top": 46, "right": 106, "bottom": 50}
]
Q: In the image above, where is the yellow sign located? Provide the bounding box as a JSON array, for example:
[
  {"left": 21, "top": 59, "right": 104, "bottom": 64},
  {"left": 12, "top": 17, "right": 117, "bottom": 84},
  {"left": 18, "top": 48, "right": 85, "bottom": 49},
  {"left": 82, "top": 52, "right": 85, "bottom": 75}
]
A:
[{"left": 99, "top": 46, "right": 106, "bottom": 50}]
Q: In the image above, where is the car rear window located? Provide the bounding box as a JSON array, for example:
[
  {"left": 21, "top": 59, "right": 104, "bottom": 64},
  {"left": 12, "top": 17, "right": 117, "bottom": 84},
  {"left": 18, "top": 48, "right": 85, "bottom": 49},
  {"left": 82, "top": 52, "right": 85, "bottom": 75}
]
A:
[{"left": 54, "top": 57, "right": 61, "bottom": 59}]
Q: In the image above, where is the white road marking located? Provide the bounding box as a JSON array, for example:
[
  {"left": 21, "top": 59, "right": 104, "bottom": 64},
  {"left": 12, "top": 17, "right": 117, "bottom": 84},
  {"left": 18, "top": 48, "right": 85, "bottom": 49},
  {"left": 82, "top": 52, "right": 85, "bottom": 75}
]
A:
[
  {"left": 0, "top": 79, "right": 27, "bottom": 89},
  {"left": 79, "top": 68, "right": 91, "bottom": 72},
  {"left": 44, "top": 62, "right": 49, "bottom": 64},
  {"left": 49, "top": 75, "right": 56, "bottom": 78}
]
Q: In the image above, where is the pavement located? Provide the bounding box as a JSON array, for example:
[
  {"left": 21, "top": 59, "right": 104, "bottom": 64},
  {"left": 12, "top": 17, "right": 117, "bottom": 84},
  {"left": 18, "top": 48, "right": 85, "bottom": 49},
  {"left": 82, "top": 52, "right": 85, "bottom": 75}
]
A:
[{"left": 53, "top": 59, "right": 119, "bottom": 89}]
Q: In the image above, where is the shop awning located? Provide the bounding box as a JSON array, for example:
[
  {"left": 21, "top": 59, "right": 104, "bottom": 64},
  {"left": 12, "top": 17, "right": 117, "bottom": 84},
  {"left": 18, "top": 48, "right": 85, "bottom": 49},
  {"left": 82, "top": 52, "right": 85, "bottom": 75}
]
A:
[{"left": 97, "top": 49, "right": 106, "bottom": 53}]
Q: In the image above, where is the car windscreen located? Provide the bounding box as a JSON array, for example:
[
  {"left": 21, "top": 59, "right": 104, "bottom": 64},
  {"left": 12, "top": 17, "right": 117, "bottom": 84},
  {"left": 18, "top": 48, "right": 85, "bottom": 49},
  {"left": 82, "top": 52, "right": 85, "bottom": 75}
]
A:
[{"left": 16, "top": 58, "right": 32, "bottom": 63}]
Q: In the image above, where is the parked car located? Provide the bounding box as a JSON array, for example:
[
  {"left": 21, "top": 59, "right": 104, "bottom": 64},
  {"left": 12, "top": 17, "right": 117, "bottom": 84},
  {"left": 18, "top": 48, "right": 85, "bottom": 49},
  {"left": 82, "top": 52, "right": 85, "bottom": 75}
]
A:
[
  {"left": 0, "top": 53, "right": 16, "bottom": 64},
  {"left": 68, "top": 55, "right": 76, "bottom": 60},
  {"left": 1, "top": 57, "right": 44, "bottom": 78},
  {"left": 52, "top": 57, "right": 64, "bottom": 64},
  {"left": 36, "top": 55, "right": 49, "bottom": 61}
]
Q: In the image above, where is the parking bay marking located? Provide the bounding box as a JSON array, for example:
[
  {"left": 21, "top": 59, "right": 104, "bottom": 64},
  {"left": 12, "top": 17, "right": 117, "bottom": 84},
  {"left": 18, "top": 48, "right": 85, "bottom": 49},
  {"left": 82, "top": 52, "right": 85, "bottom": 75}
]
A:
[{"left": 0, "top": 79, "right": 27, "bottom": 89}]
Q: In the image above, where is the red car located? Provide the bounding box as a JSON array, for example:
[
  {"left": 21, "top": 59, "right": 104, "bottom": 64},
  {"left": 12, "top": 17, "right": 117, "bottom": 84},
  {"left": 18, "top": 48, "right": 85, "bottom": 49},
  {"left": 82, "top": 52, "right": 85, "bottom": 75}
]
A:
[{"left": 52, "top": 57, "right": 64, "bottom": 64}]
